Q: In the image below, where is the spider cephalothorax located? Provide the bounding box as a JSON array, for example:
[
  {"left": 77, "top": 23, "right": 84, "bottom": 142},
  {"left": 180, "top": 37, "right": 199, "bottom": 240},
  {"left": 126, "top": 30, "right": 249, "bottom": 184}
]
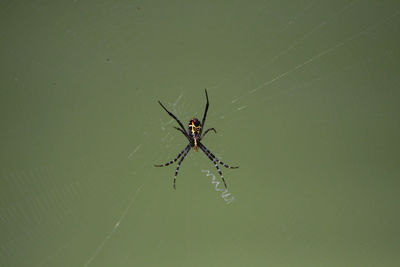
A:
[{"left": 154, "top": 89, "right": 239, "bottom": 189}]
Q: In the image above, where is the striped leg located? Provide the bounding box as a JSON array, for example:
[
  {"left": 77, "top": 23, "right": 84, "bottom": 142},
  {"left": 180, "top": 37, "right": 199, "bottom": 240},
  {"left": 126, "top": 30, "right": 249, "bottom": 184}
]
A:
[
  {"left": 199, "top": 143, "right": 239, "bottom": 169},
  {"left": 199, "top": 145, "right": 228, "bottom": 188},
  {"left": 173, "top": 146, "right": 191, "bottom": 189},
  {"left": 154, "top": 145, "right": 190, "bottom": 167}
]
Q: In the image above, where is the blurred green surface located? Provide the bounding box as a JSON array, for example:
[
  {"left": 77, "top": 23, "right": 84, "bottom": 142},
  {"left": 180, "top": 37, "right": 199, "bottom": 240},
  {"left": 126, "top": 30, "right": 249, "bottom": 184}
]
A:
[{"left": 1, "top": 1, "right": 400, "bottom": 266}]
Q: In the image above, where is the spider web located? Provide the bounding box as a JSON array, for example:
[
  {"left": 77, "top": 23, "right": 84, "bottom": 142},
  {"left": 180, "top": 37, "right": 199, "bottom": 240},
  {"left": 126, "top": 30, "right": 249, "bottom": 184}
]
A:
[{"left": 1, "top": 1, "right": 399, "bottom": 266}]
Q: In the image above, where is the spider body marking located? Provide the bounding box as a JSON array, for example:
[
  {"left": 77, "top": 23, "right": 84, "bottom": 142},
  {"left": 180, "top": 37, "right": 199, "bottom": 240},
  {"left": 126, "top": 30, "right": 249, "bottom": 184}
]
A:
[
  {"left": 154, "top": 89, "right": 238, "bottom": 189},
  {"left": 188, "top": 118, "right": 201, "bottom": 151}
]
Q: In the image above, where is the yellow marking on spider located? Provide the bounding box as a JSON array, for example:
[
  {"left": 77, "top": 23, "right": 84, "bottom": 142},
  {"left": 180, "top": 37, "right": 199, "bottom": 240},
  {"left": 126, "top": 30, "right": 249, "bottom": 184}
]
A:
[{"left": 191, "top": 120, "right": 201, "bottom": 151}]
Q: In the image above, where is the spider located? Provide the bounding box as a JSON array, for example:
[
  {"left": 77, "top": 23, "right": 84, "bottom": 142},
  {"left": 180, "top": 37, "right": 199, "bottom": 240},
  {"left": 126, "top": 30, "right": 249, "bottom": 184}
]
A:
[{"left": 154, "top": 89, "right": 239, "bottom": 189}]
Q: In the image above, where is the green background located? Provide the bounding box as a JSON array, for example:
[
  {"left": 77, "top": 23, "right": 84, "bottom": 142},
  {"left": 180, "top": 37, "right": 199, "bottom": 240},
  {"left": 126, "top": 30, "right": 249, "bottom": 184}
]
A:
[{"left": 1, "top": 1, "right": 399, "bottom": 266}]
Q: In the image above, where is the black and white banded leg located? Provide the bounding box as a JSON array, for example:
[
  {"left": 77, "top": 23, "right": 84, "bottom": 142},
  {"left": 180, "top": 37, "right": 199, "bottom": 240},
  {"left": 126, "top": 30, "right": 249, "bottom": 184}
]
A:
[
  {"left": 199, "top": 143, "right": 239, "bottom": 169},
  {"left": 199, "top": 144, "right": 228, "bottom": 188},
  {"left": 154, "top": 144, "right": 190, "bottom": 167},
  {"left": 173, "top": 146, "right": 191, "bottom": 189}
]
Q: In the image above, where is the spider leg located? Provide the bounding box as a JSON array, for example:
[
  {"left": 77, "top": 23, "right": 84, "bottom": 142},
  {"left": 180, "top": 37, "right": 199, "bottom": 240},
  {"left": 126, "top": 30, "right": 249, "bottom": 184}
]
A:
[
  {"left": 154, "top": 144, "right": 190, "bottom": 167},
  {"left": 199, "top": 143, "right": 239, "bottom": 169},
  {"left": 173, "top": 146, "right": 191, "bottom": 189},
  {"left": 173, "top": 126, "right": 191, "bottom": 141},
  {"left": 200, "top": 89, "right": 209, "bottom": 135},
  {"left": 201, "top": 127, "right": 217, "bottom": 139},
  {"left": 199, "top": 144, "right": 228, "bottom": 188},
  {"left": 157, "top": 100, "right": 187, "bottom": 134}
]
